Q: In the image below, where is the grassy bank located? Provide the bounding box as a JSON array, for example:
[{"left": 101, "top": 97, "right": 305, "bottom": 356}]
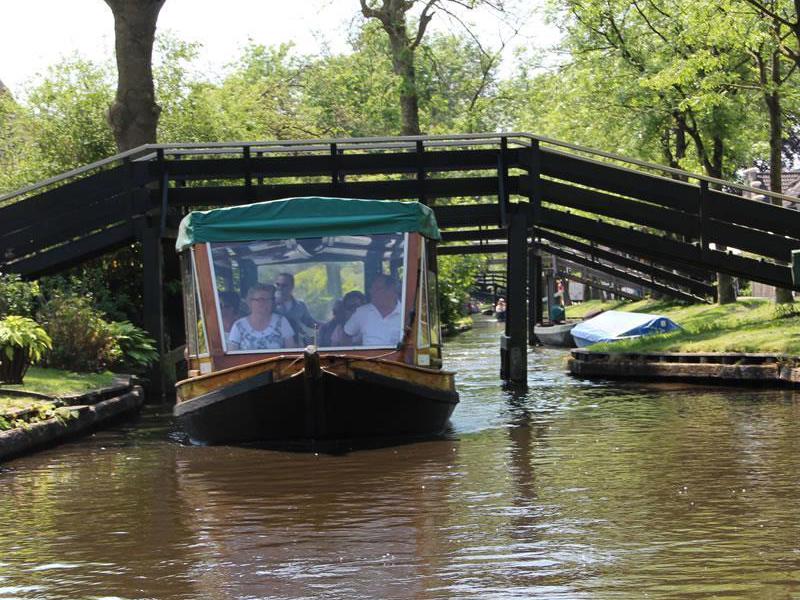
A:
[
  {"left": 1, "top": 367, "right": 116, "bottom": 397},
  {"left": 566, "top": 298, "right": 800, "bottom": 355},
  {"left": 1, "top": 368, "right": 116, "bottom": 428}
]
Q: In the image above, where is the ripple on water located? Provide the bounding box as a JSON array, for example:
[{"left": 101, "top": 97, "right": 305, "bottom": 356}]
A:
[{"left": 1, "top": 324, "right": 800, "bottom": 598}]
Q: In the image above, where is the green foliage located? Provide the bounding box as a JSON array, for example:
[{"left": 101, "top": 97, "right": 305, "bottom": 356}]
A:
[
  {"left": 437, "top": 254, "right": 485, "bottom": 328},
  {"left": 36, "top": 293, "right": 157, "bottom": 373},
  {"left": 39, "top": 254, "right": 144, "bottom": 323},
  {"left": 0, "top": 273, "right": 40, "bottom": 318},
  {"left": 0, "top": 316, "right": 53, "bottom": 383},
  {"left": 0, "top": 316, "right": 52, "bottom": 363},
  {"left": 37, "top": 294, "right": 122, "bottom": 373},
  {"left": 106, "top": 321, "right": 158, "bottom": 372}
]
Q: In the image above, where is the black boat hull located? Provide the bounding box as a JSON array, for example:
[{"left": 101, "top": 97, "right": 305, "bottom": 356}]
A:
[{"left": 174, "top": 368, "right": 458, "bottom": 445}]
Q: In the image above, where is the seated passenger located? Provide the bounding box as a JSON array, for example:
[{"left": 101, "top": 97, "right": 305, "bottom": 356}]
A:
[
  {"left": 344, "top": 275, "right": 402, "bottom": 347},
  {"left": 274, "top": 272, "right": 319, "bottom": 345},
  {"left": 228, "top": 283, "right": 295, "bottom": 351},
  {"left": 319, "top": 291, "right": 367, "bottom": 347},
  {"left": 219, "top": 291, "right": 242, "bottom": 346}
]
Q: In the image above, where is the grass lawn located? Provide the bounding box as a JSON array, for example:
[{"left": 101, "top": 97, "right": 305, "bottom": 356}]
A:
[
  {"left": 565, "top": 299, "right": 628, "bottom": 319},
  {"left": 566, "top": 298, "right": 800, "bottom": 355},
  {"left": 0, "top": 368, "right": 116, "bottom": 428},
  {"left": 1, "top": 367, "right": 116, "bottom": 398}
]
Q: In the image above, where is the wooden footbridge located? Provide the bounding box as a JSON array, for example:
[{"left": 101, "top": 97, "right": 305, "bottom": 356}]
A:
[{"left": 2, "top": 133, "right": 799, "bottom": 391}]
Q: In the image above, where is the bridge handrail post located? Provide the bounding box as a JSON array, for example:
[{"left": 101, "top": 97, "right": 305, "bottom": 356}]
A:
[
  {"left": 416, "top": 140, "right": 427, "bottom": 205},
  {"left": 498, "top": 136, "right": 510, "bottom": 228},
  {"left": 699, "top": 180, "right": 708, "bottom": 255},
  {"left": 330, "top": 143, "right": 339, "bottom": 195},
  {"left": 156, "top": 148, "right": 170, "bottom": 236},
  {"left": 243, "top": 145, "right": 253, "bottom": 202}
]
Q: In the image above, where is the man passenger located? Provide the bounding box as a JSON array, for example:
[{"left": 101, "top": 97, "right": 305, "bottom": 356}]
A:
[
  {"left": 343, "top": 274, "right": 403, "bottom": 347},
  {"left": 274, "top": 272, "right": 318, "bottom": 344}
]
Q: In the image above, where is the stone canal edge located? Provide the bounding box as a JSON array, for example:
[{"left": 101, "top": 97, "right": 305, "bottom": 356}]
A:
[
  {"left": 568, "top": 350, "right": 800, "bottom": 386},
  {"left": 0, "top": 377, "right": 144, "bottom": 463}
]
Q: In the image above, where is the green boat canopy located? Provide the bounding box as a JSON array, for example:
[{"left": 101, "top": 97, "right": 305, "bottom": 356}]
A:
[{"left": 176, "top": 196, "right": 441, "bottom": 252}]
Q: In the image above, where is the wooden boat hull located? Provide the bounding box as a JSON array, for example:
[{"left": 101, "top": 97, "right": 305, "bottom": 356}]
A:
[
  {"left": 174, "top": 354, "right": 458, "bottom": 445},
  {"left": 534, "top": 322, "right": 576, "bottom": 347}
]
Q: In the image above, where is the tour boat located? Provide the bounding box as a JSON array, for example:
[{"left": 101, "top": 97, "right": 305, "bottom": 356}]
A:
[{"left": 173, "top": 197, "right": 458, "bottom": 445}]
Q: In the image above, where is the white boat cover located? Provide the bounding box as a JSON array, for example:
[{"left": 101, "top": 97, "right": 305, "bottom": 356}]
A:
[{"left": 571, "top": 310, "right": 680, "bottom": 347}]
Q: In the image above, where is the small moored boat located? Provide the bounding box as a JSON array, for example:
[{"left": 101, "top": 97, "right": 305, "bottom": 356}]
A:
[
  {"left": 534, "top": 322, "right": 576, "bottom": 347},
  {"left": 174, "top": 197, "right": 458, "bottom": 445},
  {"left": 570, "top": 310, "right": 680, "bottom": 347}
]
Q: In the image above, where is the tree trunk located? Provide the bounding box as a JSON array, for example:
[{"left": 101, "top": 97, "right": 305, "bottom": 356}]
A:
[
  {"left": 104, "top": 0, "right": 166, "bottom": 152},
  {"left": 389, "top": 37, "right": 422, "bottom": 135},
  {"left": 707, "top": 145, "right": 737, "bottom": 305},
  {"left": 384, "top": 16, "right": 421, "bottom": 135},
  {"left": 765, "top": 50, "right": 794, "bottom": 304},
  {"left": 361, "top": 0, "right": 426, "bottom": 136}
]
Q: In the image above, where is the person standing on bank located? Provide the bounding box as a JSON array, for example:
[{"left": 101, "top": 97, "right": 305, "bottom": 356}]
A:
[
  {"left": 228, "top": 283, "right": 295, "bottom": 350},
  {"left": 274, "top": 272, "right": 318, "bottom": 345},
  {"left": 343, "top": 274, "right": 403, "bottom": 347}
]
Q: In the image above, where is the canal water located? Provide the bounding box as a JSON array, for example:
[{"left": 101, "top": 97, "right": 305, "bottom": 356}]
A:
[{"left": 2, "top": 319, "right": 800, "bottom": 599}]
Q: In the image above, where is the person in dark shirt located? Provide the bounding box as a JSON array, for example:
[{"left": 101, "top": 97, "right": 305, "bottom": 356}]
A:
[
  {"left": 274, "top": 272, "right": 318, "bottom": 345},
  {"left": 319, "top": 291, "right": 367, "bottom": 347}
]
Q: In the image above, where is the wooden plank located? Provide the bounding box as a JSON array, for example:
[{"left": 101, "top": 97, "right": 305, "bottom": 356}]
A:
[
  {"left": 554, "top": 268, "right": 643, "bottom": 301},
  {"left": 0, "top": 165, "right": 145, "bottom": 231},
  {"left": 535, "top": 229, "right": 715, "bottom": 296},
  {"left": 537, "top": 207, "right": 795, "bottom": 288},
  {"left": 434, "top": 205, "right": 499, "bottom": 228},
  {"left": 540, "top": 242, "right": 708, "bottom": 303},
  {"left": 3, "top": 222, "right": 136, "bottom": 277},
  {"left": 540, "top": 148, "right": 699, "bottom": 213},
  {"left": 0, "top": 192, "right": 138, "bottom": 261},
  {"left": 167, "top": 176, "right": 512, "bottom": 206},
  {"left": 166, "top": 149, "right": 502, "bottom": 180},
  {"left": 440, "top": 228, "right": 504, "bottom": 242},
  {"left": 438, "top": 243, "right": 507, "bottom": 255},
  {"left": 532, "top": 178, "right": 700, "bottom": 238},
  {"left": 539, "top": 207, "right": 702, "bottom": 264},
  {"left": 704, "top": 218, "right": 800, "bottom": 263},
  {"left": 705, "top": 188, "right": 800, "bottom": 239}
]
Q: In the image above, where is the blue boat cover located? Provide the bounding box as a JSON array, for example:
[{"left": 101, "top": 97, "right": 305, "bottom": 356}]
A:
[{"left": 571, "top": 310, "right": 680, "bottom": 347}]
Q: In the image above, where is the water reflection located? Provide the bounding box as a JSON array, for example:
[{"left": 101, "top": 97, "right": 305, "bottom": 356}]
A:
[{"left": 1, "top": 320, "right": 800, "bottom": 598}]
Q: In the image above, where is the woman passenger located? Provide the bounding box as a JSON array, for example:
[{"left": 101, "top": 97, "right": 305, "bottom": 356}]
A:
[{"left": 228, "top": 283, "right": 296, "bottom": 351}]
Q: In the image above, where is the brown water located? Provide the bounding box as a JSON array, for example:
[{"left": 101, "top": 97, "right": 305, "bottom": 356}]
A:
[{"left": 2, "top": 320, "right": 800, "bottom": 599}]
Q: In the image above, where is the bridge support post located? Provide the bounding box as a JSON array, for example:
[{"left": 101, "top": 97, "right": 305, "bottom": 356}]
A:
[
  {"left": 528, "top": 246, "right": 542, "bottom": 344},
  {"left": 500, "top": 207, "right": 528, "bottom": 385},
  {"left": 137, "top": 218, "right": 166, "bottom": 402}
]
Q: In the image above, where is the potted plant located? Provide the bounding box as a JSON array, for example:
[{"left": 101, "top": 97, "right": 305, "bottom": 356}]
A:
[{"left": 0, "top": 316, "right": 52, "bottom": 384}]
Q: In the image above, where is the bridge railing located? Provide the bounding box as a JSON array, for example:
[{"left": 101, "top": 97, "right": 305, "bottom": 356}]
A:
[{"left": 2, "top": 132, "right": 800, "bottom": 293}]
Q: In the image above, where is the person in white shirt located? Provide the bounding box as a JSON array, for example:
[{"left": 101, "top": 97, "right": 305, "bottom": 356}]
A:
[
  {"left": 344, "top": 274, "right": 403, "bottom": 347},
  {"left": 228, "top": 283, "right": 296, "bottom": 350}
]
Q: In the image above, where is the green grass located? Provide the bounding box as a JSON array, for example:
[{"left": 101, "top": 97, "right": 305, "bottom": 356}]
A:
[
  {"left": 572, "top": 298, "right": 800, "bottom": 355},
  {"left": 565, "top": 299, "right": 628, "bottom": 319},
  {"left": 0, "top": 367, "right": 116, "bottom": 397}
]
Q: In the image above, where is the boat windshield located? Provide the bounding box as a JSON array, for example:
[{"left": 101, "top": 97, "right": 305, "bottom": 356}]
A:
[{"left": 207, "top": 233, "right": 407, "bottom": 353}]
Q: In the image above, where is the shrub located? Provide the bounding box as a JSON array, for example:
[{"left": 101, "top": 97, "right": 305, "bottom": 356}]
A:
[
  {"left": 37, "top": 294, "right": 121, "bottom": 372},
  {"left": 0, "top": 273, "right": 40, "bottom": 318},
  {"left": 0, "top": 316, "right": 52, "bottom": 384},
  {"left": 106, "top": 320, "right": 158, "bottom": 372}
]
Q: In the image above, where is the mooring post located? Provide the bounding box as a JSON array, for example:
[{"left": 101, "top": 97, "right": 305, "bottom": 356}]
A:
[{"left": 501, "top": 205, "right": 528, "bottom": 384}]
